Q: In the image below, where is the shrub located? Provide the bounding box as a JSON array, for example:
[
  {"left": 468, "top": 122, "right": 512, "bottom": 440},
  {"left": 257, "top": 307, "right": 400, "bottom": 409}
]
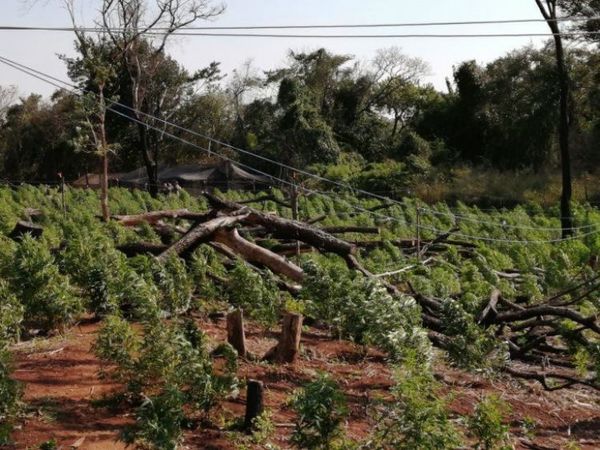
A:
[
  {"left": 0, "top": 281, "right": 23, "bottom": 343},
  {"left": 95, "top": 317, "right": 238, "bottom": 449},
  {"left": 367, "top": 353, "right": 462, "bottom": 450},
  {"left": 10, "top": 235, "right": 82, "bottom": 331},
  {"left": 0, "top": 345, "right": 21, "bottom": 444},
  {"left": 468, "top": 395, "right": 512, "bottom": 450},
  {"left": 226, "top": 261, "right": 280, "bottom": 327},
  {"left": 301, "top": 261, "right": 431, "bottom": 363},
  {"left": 291, "top": 373, "right": 348, "bottom": 449},
  {"left": 440, "top": 299, "right": 508, "bottom": 370},
  {"left": 125, "top": 385, "right": 186, "bottom": 450}
]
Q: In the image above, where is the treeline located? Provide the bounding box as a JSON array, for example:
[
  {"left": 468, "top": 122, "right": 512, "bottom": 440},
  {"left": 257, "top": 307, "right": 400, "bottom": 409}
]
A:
[{"left": 1, "top": 38, "right": 600, "bottom": 194}]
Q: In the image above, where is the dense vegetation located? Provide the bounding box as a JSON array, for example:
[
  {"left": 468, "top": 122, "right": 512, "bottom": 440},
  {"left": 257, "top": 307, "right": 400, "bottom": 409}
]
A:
[
  {"left": 2, "top": 2, "right": 600, "bottom": 205},
  {"left": 0, "top": 184, "right": 598, "bottom": 448}
]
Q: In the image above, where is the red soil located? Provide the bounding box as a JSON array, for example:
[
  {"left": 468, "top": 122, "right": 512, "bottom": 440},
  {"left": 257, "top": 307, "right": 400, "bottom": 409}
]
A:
[{"left": 6, "top": 316, "right": 600, "bottom": 449}]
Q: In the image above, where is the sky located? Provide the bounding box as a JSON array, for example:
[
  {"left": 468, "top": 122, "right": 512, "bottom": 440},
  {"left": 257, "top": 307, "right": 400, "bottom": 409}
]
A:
[{"left": 0, "top": 0, "right": 551, "bottom": 98}]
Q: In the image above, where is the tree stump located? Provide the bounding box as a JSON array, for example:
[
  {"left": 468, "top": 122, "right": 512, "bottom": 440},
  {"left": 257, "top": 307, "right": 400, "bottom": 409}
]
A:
[
  {"left": 264, "top": 312, "right": 303, "bottom": 364},
  {"left": 227, "top": 309, "right": 247, "bottom": 358},
  {"left": 244, "top": 379, "right": 264, "bottom": 432}
]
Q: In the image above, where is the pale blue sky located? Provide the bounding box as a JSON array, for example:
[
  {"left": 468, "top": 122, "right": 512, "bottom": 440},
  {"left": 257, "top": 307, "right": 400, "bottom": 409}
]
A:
[{"left": 0, "top": 0, "right": 551, "bottom": 97}]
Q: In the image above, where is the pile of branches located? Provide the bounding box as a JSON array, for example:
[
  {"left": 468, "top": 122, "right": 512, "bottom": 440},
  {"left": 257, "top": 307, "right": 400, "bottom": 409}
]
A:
[{"left": 114, "top": 193, "right": 600, "bottom": 391}]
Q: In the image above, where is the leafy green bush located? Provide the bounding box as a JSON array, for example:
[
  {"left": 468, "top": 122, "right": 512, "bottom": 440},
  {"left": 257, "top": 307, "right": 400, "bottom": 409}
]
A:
[
  {"left": 468, "top": 395, "right": 512, "bottom": 450},
  {"left": 125, "top": 385, "right": 186, "bottom": 450},
  {"left": 301, "top": 261, "right": 431, "bottom": 363},
  {"left": 94, "top": 316, "right": 238, "bottom": 449},
  {"left": 367, "top": 354, "right": 462, "bottom": 450},
  {"left": 440, "top": 299, "right": 508, "bottom": 370},
  {"left": 226, "top": 261, "right": 280, "bottom": 327},
  {"left": 291, "top": 373, "right": 348, "bottom": 449},
  {"left": 10, "top": 235, "right": 82, "bottom": 331},
  {"left": 0, "top": 345, "right": 21, "bottom": 444},
  {"left": 0, "top": 281, "right": 23, "bottom": 343}
]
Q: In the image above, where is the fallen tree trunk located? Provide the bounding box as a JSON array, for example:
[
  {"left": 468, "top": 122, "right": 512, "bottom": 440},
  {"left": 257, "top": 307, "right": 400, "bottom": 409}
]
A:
[
  {"left": 157, "top": 213, "right": 248, "bottom": 263},
  {"left": 213, "top": 228, "right": 304, "bottom": 283},
  {"left": 204, "top": 192, "right": 357, "bottom": 258},
  {"left": 113, "top": 209, "right": 215, "bottom": 226},
  {"left": 10, "top": 220, "right": 43, "bottom": 241}
]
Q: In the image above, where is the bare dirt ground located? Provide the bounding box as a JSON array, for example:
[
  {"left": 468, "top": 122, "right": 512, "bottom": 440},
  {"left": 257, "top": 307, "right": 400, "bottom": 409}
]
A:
[{"left": 6, "top": 315, "right": 600, "bottom": 450}]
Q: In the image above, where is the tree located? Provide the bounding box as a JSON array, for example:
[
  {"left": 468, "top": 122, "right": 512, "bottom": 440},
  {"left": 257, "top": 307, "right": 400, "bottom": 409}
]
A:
[
  {"left": 64, "top": 0, "right": 225, "bottom": 196},
  {"left": 75, "top": 55, "right": 116, "bottom": 221},
  {"left": 535, "top": 0, "right": 574, "bottom": 237},
  {"left": 0, "top": 86, "right": 16, "bottom": 124}
]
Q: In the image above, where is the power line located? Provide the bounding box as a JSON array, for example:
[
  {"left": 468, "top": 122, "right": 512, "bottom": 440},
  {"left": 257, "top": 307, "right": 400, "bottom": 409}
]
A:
[
  {"left": 0, "top": 55, "right": 408, "bottom": 209},
  {"left": 2, "top": 26, "right": 600, "bottom": 38},
  {"left": 0, "top": 55, "right": 410, "bottom": 225},
  {"left": 1, "top": 55, "right": 598, "bottom": 243},
  {"left": 1, "top": 15, "right": 600, "bottom": 32},
  {"left": 417, "top": 207, "right": 597, "bottom": 232}
]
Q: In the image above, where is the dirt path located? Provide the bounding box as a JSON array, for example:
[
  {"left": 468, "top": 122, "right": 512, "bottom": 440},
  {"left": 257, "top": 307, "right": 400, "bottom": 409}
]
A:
[
  {"left": 8, "top": 320, "right": 128, "bottom": 449},
  {"left": 6, "top": 316, "right": 600, "bottom": 449}
]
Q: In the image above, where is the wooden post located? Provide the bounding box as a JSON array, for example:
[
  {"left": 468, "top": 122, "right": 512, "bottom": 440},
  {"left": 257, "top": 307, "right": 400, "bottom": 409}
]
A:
[
  {"left": 265, "top": 312, "right": 303, "bottom": 364},
  {"left": 244, "top": 379, "right": 264, "bottom": 432},
  {"left": 226, "top": 309, "right": 247, "bottom": 358},
  {"left": 290, "top": 175, "right": 300, "bottom": 261},
  {"left": 59, "top": 173, "right": 66, "bottom": 218},
  {"left": 416, "top": 205, "right": 421, "bottom": 262}
]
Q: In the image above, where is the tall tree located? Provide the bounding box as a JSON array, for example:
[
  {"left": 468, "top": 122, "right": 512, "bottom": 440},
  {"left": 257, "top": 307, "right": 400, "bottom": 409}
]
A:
[
  {"left": 64, "top": 0, "right": 225, "bottom": 196},
  {"left": 535, "top": 0, "right": 573, "bottom": 237}
]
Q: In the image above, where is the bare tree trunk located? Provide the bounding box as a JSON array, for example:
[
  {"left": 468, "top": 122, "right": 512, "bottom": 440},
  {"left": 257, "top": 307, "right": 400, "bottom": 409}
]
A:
[
  {"left": 98, "top": 85, "right": 110, "bottom": 222},
  {"left": 535, "top": 0, "right": 573, "bottom": 237}
]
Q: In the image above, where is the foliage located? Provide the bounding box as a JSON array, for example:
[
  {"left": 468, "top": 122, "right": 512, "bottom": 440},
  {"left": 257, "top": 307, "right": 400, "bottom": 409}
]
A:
[
  {"left": 467, "top": 395, "right": 512, "bottom": 450},
  {"left": 366, "top": 353, "right": 462, "bottom": 450},
  {"left": 226, "top": 261, "right": 281, "bottom": 327},
  {"left": 440, "top": 299, "right": 509, "bottom": 370},
  {"left": 94, "top": 316, "right": 238, "bottom": 449},
  {"left": 9, "top": 235, "right": 82, "bottom": 331},
  {"left": 0, "top": 344, "right": 20, "bottom": 444},
  {"left": 301, "top": 260, "right": 431, "bottom": 363},
  {"left": 291, "top": 373, "right": 349, "bottom": 449}
]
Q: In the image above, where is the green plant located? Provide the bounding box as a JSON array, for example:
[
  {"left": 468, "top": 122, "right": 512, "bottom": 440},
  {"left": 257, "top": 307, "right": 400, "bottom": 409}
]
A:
[
  {"left": 227, "top": 261, "right": 280, "bottom": 327},
  {"left": 468, "top": 395, "right": 512, "bottom": 450},
  {"left": 301, "top": 261, "right": 431, "bottom": 363},
  {"left": 0, "top": 281, "right": 23, "bottom": 343},
  {"left": 367, "top": 353, "right": 462, "bottom": 450},
  {"left": 95, "top": 317, "right": 238, "bottom": 449},
  {"left": 9, "top": 235, "right": 83, "bottom": 331},
  {"left": 0, "top": 345, "right": 21, "bottom": 444},
  {"left": 291, "top": 373, "right": 349, "bottom": 449},
  {"left": 38, "top": 439, "right": 58, "bottom": 450},
  {"left": 250, "top": 410, "right": 275, "bottom": 445},
  {"left": 124, "top": 385, "right": 186, "bottom": 450}
]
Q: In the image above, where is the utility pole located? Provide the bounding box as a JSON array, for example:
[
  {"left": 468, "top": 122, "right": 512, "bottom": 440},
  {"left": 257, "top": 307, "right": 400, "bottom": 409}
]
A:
[{"left": 535, "top": 0, "right": 573, "bottom": 237}]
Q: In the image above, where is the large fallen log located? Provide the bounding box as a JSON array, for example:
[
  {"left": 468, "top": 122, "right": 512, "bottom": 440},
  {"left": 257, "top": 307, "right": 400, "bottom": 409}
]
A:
[
  {"left": 157, "top": 213, "right": 248, "bottom": 263},
  {"left": 204, "top": 192, "right": 357, "bottom": 258},
  {"left": 213, "top": 228, "right": 304, "bottom": 282},
  {"left": 114, "top": 209, "right": 215, "bottom": 226}
]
